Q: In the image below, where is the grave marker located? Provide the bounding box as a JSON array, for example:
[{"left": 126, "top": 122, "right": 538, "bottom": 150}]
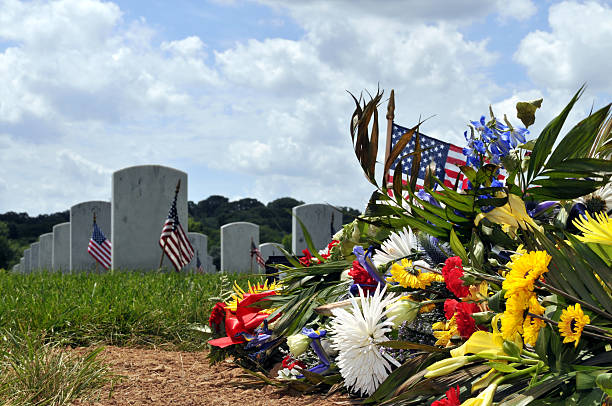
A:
[
  {"left": 112, "top": 165, "right": 188, "bottom": 270},
  {"left": 292, "top": 204, "right": 342, "bottom": 254},
  {"left": 259, "top": 242, "right": 283, "bottom": 263},
  {"left": 52, "top": 222, "right": 70, "bottom": 272},
  {"left": 24, "top": 248, "right": 31, "bottom": 273},
  {"left": 30, "top": 242, "right": 40, "bottom": 271},
  {"left": 71, "top": 201, "right": 111, "bottom": 272},
  {"left": 39, "top": 233, "right": 53, "bottom": 270},
  {"left": 221, "top": 222, "right": 259, "bottom": 273},
  {"left": 187, "top": 232, "right": 208, "bottom": 272}
]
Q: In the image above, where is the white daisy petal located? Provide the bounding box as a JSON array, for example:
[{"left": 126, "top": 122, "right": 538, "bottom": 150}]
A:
[{"left": 372, "top": 227, "right": 416, "bottom": 268}]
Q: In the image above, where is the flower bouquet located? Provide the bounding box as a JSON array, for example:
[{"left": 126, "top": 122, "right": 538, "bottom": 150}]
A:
[{"left": 208, "top": 86, "right": 612, "bottom": 405}]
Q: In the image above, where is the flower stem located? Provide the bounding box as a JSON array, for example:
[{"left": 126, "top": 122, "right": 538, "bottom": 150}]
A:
[
  {"left": 527, "top": 312, "right": 612, "bottom": 342},
  {"left": 535, "top": 281, "right": 612, "bottom": 321}
]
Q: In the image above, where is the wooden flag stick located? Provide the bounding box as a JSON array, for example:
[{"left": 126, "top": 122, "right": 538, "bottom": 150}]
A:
[
  {"left": 159, "top": 179, "right": 182, "bottom": 270},
  {"left": 384, "top": 89, "right": 395, "bottom": 168}
]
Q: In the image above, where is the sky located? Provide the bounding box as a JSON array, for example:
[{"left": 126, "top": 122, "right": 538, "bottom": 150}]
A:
[{"left": 0, "top": 0, "right": 611, "bottom": 215}]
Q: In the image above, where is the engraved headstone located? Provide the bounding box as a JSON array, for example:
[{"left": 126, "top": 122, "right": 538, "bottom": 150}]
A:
[
  {"left": 112, "top": 165, "right": 188, "bottom": 270},
  {"left": 39, "top": 233, "right": 53, "bottom": 270},
  {"left": 30, "top": 242, "right": 40, "bottom": 271},
  {"left": 220, "top": 222, "right": 259, "bottom": 273},
  {"left": 52, "top": 222, "right": 70, "bottom": 272},
  {"left": 187, "top": 232, "right": 208, "bottom": 272},
  {"left": 71, "top": 201, "right": 111, "bottom": 271},
  {"left": 292, "top": 204, "right": 342, "bottom": 254}
]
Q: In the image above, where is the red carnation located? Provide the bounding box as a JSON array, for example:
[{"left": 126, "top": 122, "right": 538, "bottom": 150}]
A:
[
  {"left": 444, "top": 299, "right": 459, "bottom": 320},
  {"left": 431, "top": 385, "right": 461, "bottom": 406},
  {"left": 348, "top": 260, "right": 377, "bottom": 286},
  {"left": 455, "top": 302, "right": 479, "bottom": 339},
  {"left": 442, "top": 256, "right": 470, "bottom": 298},
  {"left": 209, "top": 302, "right": 226, "bottom": 331}
]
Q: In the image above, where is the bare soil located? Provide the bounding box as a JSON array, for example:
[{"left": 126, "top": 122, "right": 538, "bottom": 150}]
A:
[{"left": 72, "top": 347, "right": 354, "bottom": 406}]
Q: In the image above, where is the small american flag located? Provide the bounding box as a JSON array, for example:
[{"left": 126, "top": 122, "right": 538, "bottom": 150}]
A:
[
  {"left": 159, "top": 192, "right": 194, "bottom": 271},
  {"left": 196, "top": 251, "right": 204, "bottom": 273},
  {"left": 88, "top": 221, "right": 112, "bottom": 270},
  {"left": 250, "top": 240, "right": 266, "bottom": 268},
  {"left": 387, "top": 123, "right": 466, "bottom": 196}
]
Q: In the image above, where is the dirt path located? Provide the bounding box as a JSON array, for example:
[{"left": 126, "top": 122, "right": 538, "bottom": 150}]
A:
[{"left": 72, "top": 347, "right": 354, "bottom": 406}]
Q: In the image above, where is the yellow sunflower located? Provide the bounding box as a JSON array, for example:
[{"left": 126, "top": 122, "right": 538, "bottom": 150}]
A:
[
  {"left": 573, "top": 211, "right": 612, "bottom": 245},
  {"left": 558, "top": 303, "right": 590, "bottom": 347},
  {"left": 503, "top": 250, "right": 551, "bottom": 293},
  {"left": 388, "top": 258, "right": 443, "bottom": 289},
  {"left": 522, "top": 315, "right": 545, "bottom": 346}
]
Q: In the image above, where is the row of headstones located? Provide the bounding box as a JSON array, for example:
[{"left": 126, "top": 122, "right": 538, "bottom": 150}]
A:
[{"left": 11, "top": 165, "right": 343, "bottom": 273}]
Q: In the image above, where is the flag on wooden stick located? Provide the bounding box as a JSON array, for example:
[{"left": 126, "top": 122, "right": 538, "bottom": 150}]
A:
[
  {"left": 159, "top": 180, "right": 194, "bottom": 271},
  {"left": 88, "top": 213, "right": 112, "bottom": 270}
]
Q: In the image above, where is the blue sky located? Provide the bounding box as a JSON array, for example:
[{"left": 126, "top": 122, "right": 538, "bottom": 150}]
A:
[{"left": 0, "top": 0, "right": 611, "bottom": 215}]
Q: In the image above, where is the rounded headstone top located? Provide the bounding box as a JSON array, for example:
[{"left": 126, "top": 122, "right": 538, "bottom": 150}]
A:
[
  {"left": 112, "top": 164, "right": 187, "bottom": 177},
  {"left": 70, "top": 200, "right": 110, "bottom": 211},
  {"left": 31, "top": 242, "right": 40, "bottom": 247},
  {"left": 188, "top": 232, "right": 208, "bottom": 237},
  {"left": 293, "top": 203, "right": 335, "bottom": 211},
  {"left": 221, "top": 222, "right": 259, "bottom": 230},
  {"left": 40, "top": 232, "right": 53, "bottom": 238},
  {"left": 53, "top": 222, "right": 70, "bottom": 230}
]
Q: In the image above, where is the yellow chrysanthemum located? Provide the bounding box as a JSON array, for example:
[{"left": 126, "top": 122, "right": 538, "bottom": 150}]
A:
[
  {"left": 559, "top": 303, "right": 590, "bottom": 347},
  {"left": 573, "top": 211, "right": 612, "bottom": 245},
  {"left": 388, "top": 258, "right": 442, "bottom": 289},
  {"left": 225, "top": 279, "right": 282, "bottom": 312}
]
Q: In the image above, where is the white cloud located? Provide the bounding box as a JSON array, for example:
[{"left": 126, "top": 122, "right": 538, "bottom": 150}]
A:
[
  {"left": 0, "top": 0, "right": 609, "bottom": 216},
  {"left": 495, "top": 0, "right": 537, "bottom": 21},
  {"left": 515, "top": 1, "right": 612, "bottom": 92}
]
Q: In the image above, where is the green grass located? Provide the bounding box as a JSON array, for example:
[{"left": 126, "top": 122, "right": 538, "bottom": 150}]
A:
[
  {"left": 0, "top": 269, "right": 264, "bottom": 405},
  {"left": 0, "top": 330, "right": 113, "bottom": 406},
  {"left": 0, "top": 269, "right": 262, "bottom": 350}
]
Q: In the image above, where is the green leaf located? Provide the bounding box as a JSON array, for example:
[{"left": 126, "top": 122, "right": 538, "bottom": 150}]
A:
[
  {"left": 410, "top": 132, "right": 422, "bottom": 192},
  {"left": 516, "top": 98, "right": 543, "bottom": 128},
  {"left": 487, "top": 361, "right": 518, "bottom": 373},
  {"left": 527, "top": 86, "right": 584, "bottom": 184},
  {"left": 449, "top": 228, "right": 468, "bottom": 263},
  {"left": 488, "top": 289, "right": 505, "bottom": 313},
  {"left": 383, "top": 124, "right": 418, "bottom": 184},
  {"left": 545, "top": 157, "right": 612, "bottom": 173},
  {"left": 392, "top": 161, "right": 403, "bottom": 203},
  {"left": 548, "top": 103, "right": 611, "bottom": 165}
]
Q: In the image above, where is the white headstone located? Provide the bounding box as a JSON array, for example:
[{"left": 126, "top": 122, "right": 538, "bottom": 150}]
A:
[
  {"left": 112, "top": 165, "right": 188, "bottom": 270},
  {"left": 30, "top": 242, "right": 40, "bottom": 271},
  {"left": 187, "top": 232, "right": 208, "bottom": 272},
  {"left": 24, "top": 248, "right": 31, "bottom": 273},
  {"left": 39, "top": 233, "right": 53, "bottom": 270},
  {"left": 12, "top": 263, "right": 19, "bottom": 272},
  {"left": 259, "top": 242, "right": 283, "bottom": 263},
  {"left": 221, "top": 222, "right": 259, "bottom": 273},
  {"left": 206, "top": 255, "right": 217, "bottom": 272},
  {"left": 292, "top": 203, "right": 342, "bottom": 254},
  {"left": 19, "top": 257, "right": 24, "bottom": 273},
  {"left": 71, "top": 201, "right": 111, "bottom": 272},
  {"left": 52, "top": 222, "right": 70, "bottom": 272}
]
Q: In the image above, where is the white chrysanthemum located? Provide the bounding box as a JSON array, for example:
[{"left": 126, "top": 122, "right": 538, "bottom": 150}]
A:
[
  {"left": 372, "top": 226, "right": 416, "bottom": 268},
  {"left": 576, "top": 182, "right": 612, "bottom": 213},
  {"left": 329, "top": 285, "right": 400, "bottom": 396}
]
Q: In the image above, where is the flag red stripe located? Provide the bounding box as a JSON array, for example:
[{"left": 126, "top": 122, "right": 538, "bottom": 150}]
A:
[
  {"left": 88, "top": 243, "right": 111, "bottom": 263},
  {"left": 449, "top": 144, "right": 463, "bottom": 153}
]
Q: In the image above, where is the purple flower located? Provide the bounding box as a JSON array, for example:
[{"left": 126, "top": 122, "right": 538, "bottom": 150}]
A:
[{"left": 353, "top": 246, "right": 386, "bottom": 286}]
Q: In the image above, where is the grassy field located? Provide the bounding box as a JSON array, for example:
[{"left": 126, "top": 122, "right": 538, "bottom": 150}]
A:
[{"left": 0, "top": 269, "right": 263, "bottom": 405}]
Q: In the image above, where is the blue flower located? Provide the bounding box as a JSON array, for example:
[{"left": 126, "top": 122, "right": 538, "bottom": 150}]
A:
[
  {"left": 491, "top": 179, "right": 504, "bottom": 188},
  {"left": 508, "top": 126, "right": 529, "bottom": 148},
  {"left": 301, "top": 327, "right": 326, "bottom": 339},
  {"left": 471, "top": 116, "right": 496, "bottom": 142}
]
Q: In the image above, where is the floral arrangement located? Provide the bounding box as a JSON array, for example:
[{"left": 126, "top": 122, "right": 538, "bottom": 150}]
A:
[{"left": 208, "top": 86, "right": 612, "bottom": 405}]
